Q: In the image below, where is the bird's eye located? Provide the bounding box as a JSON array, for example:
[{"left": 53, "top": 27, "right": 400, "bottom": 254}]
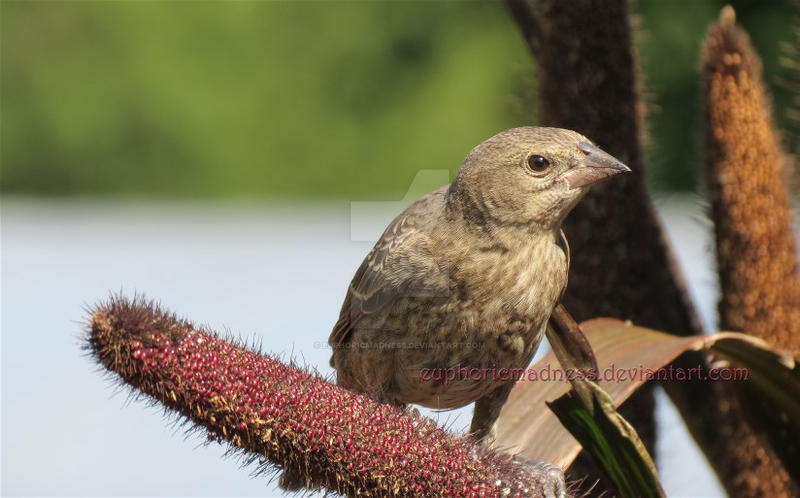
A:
[{"left": 527, "top": 154, "right": 550, "bottom": 172}]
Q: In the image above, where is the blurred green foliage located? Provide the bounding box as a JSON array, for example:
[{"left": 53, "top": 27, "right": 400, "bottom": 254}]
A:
[{"left": 1, "top": 1, "right": 795, "bottom": 199}]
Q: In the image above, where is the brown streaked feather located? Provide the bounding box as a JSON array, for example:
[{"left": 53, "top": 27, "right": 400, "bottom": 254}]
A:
[
  {"left": 329, "top": 189, "right": 449, "bottom": 349},
  {"left": 556, "top": 229, "right": 570, "bottom": 295}
]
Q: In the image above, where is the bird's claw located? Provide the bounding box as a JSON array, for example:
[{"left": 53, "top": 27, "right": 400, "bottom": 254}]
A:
[
  {"left": 405, "top": 405, "right": 421, "bottom": 418},
  {"left": 516, "top": 457, "right": 567, "bottom": 498}
]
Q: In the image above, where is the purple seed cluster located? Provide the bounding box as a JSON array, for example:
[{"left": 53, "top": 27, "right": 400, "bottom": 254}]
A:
[{"left": 87, "top": 296, "right": 548, "bottom": 497}]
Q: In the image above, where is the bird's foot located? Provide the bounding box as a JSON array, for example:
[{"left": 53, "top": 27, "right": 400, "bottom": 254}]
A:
[
  {"left": 405, "top": 405, "right": 421, "bottom": 418},
  {"left": 515, "top": 457, "right": 567, "bottom": 498}
]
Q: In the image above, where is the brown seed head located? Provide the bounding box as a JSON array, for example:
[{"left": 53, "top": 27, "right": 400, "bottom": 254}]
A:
[{"left": 703, "top": 7, "right": 800, "bottom": 355}]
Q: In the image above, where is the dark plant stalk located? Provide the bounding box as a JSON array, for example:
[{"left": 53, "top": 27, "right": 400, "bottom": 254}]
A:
[
  {"left": 505, "top": 1, "right": 795, "bottom": 496},
  {"left": 508, "top": 0, "right": 702, "bottom": 351},
  {"left": 504, "top": 0, "right": 697, "bottom": 493},
  {"left": 86, "top": 296, "right": 554, "bottom": 498}
]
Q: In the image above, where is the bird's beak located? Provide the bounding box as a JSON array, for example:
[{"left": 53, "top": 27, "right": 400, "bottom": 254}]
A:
[{"left": 556, "top": 142, "right": 631, "bottom": 189}]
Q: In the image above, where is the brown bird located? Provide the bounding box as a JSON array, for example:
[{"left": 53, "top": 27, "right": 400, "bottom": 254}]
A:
[{"left": 329, "top": 127, "right": 628, "bottom": 485}]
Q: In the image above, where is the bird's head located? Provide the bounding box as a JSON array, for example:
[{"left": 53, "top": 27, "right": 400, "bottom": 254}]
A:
[{"left": 448, "top": 127, "right": 630, "bottom": 230}]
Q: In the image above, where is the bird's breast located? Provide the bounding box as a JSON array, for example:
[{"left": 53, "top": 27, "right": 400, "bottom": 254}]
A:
[{"left": 459, "top": 236, "right": 568, "bottom": 319}]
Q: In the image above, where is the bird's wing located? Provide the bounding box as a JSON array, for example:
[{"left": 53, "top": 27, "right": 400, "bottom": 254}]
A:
[
  {"left": 329, "top": 192, "right": 448, "bottom": 348},
  {"left": 556, "top": 228, "right": 570, "bottom": 297},
  {"left": 557, "top": 229, "right": 570, "bottom": 271}
]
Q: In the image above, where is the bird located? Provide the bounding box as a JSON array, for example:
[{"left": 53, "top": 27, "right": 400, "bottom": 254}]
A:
[{"left": 329, "top": 126, "right": 629, "bottom": 443}]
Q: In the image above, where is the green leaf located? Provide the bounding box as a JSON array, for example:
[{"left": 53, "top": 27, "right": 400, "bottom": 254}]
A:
[{"left": 548, "top": 382, "right": 664, "bottom": 498}]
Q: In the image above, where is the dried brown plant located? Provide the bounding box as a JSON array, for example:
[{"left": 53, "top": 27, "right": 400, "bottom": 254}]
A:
[{"left": 704, "top": 6, "right": 800, "bottom": 355}]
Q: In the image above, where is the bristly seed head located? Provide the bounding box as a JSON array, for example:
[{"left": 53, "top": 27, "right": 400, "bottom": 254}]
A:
[{"left": 85, "top": 295, "right": 551, "bottom": 497}]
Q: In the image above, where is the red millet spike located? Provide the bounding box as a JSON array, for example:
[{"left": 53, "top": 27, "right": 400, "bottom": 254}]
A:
[{"left": 86, "top": 296, "right": 549, "bottom": 498}]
